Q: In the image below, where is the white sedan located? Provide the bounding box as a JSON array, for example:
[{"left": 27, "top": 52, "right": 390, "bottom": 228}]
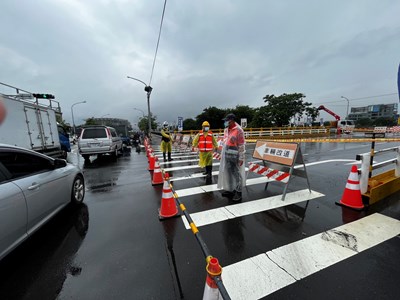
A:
[{"left": 0, "top": 144, "right": 85, "bottom": 260}]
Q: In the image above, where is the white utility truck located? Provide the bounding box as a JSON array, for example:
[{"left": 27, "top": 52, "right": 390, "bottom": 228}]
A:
[{"left": 0, "top": 83, "right": 70, "bottom": 158}]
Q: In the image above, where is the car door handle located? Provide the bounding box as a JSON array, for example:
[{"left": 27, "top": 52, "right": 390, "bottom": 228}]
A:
[{"left": 28, "top": 183, "right": 40, "bottom": 190}]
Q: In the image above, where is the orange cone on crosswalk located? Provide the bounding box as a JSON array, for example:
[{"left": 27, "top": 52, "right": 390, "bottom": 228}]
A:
[
  {"left": 202, "top": 257, "right": 222, "bottom": 300},
  {"left": 152, "top": 161, "right": 164, "bottom": 185},
  {"left": 336, "top": 165, "right": 364, "bottom": 210},
  {"left": 159, "top": 173, "right": 179, "bottom": 219}
]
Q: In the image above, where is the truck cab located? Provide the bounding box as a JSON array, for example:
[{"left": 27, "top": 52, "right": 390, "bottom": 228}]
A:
[
  {"left": 57, "top": 124, "right": 71, "bottom": 158},
  {"left": 338, "top": 120, "right": 355, "bottom": 133}
]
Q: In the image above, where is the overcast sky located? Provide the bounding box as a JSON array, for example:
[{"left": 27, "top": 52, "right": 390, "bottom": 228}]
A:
[{"left": 1, "top": 0, "right": 399, "bottom": 127}]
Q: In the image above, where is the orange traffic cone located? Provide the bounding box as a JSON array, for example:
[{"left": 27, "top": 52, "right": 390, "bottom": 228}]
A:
[
  {"left": 336, "top": 165, "right": 364, "bottom": 210},
  {"left": 148, "top": 153, "right": 156, "bottom": 171},
  {"left": 152, "top": 161, "right": 164, "bottom": 185},
  {"left": 158, "top": 175, "right": 179, "bottom": 220},
  {"left": 202, "top": 257, "right": 222, "bottom": 300}
]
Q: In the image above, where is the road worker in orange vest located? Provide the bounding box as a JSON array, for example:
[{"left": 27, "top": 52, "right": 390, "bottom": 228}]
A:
[{"left": 192, "top": 121, "right": 218, "bottom": 184}]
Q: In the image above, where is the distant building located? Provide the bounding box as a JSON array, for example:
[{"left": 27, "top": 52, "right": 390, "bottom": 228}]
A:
[
  {"left": 93, "top": 118, "right": 132, "bottom": 136},
  {"left": 347, "top": 103, "right": 398, "bottom": 121}
]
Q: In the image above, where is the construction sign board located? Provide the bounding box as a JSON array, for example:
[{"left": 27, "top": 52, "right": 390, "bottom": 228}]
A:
[
  {"left": 180, "top": 134, "right": 191, "bottom": 150},
  {"left": 172, "top": 133, "right": 182, "bottom": 148},
  {"left": 253, "top": 141, "right": 298, "bottom": 166},
  {"left": 251, "top": 140, "right": 310, "bottom": 200}
]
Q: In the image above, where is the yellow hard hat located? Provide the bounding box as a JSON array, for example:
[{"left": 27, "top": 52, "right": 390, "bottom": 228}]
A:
[{"left": 202, "top": 121, "right": 210, "bottom": 127}]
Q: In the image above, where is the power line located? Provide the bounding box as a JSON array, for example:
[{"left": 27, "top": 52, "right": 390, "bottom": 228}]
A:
[
  {"left": 347, "top": 92, "right": 398, "bottom": 101},
  {"left": 149, "top": 0, "right": 168, "bottom": 86},
  {"left": 313, "top": 92, "right": 398, "bottom": 105}
]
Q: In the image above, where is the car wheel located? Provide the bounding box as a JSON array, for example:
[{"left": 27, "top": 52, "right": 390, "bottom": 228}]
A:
[
  {"left": 113, "top": 147, "right": 118, "bottom": 157},
  {"left": 71, "top": 175, "right": 85, "bottom": 204},
  {"left": 61, "top": 149, "right": 68, "bottom": 159}
]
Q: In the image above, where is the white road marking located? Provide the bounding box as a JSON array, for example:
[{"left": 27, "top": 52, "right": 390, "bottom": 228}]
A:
[
  {"left": 159, "top": 158, "right": 200, "bottom": 165},
  {"left": 170, "top": 159, "right": 358, "bottom": 190},
  {"left": 222, "top": 213, "right": 400, "bottom": 300},
  {"left": 164, "top": 163, "right": 221, "bottom": 172},
  {"left": 175, "top": 176, "right": 275, "bottom": 197},
  {"left": 300, "top": 159, "right": 357, "bottom": 167},
  {"left": 181, "top": 189, "right": 323, "bottom": 229},
  {"left": 170, "top": 168, "right": 250, "bottom": 182},
  {"left": 155, "top": 154, "right": 199, "bottom": 160}
]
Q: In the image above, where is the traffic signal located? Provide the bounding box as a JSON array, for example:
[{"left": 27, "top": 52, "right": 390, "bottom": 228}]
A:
[{"left": 32, "top": 93, "right": 55, "bottom": 99}]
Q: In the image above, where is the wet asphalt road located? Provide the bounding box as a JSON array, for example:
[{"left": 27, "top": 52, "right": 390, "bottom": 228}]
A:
[{"left": 0, "top": 136, "right": 399, "bottom": 299}]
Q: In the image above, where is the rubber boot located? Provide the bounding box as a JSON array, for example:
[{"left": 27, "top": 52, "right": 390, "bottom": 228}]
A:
[
  {"left": 232, "top": 191, "right": 242, "bottom": 202},
  {"left": 168, "top": 152, "right": 173, "bottom": 161},
  {"left": 205, "top": 165, "right": 212, "bottom": 184},
  {"left": 163, "top": 153, "right": 167, "bottom": 162}
]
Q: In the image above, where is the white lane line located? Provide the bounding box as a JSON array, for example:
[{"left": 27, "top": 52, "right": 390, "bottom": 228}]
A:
[
  {"left": 153, "top": 150, "right": 196, "bottom": 155},
  {"left": 154, "top": 152, "right": 198, "bottom": 157},
  {"left": 300, "top": 159, "right": 357, "bottom": 167},
  {"left": 165, "top": 159, "right": 357, "bottom": 173},
  {"left": 222, "top": 213, "right": 400, "bottom": 300},
  {"left": 170, "top": 168, "right": 250, "bottom": 182},
  {"left": 176, "top": 176, "right": 289, "bottom": 197},
  {"left": 181, "top": 189, "right": 323, "bottom": 229},
  {"left": 164, "top": 163, "right": 221, "bottom": 172},
  {"left": 170, "top": 171, "right": 218, "bottom": 182},
  {"left": 156, "top": 155, "right": 199, "bottom": 160},
  {"left": 159, "top": 158, "right": 200, "bottom": 165}
]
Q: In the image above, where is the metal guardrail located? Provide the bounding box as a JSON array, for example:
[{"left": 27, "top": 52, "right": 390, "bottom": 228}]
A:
[{"left": 356, "top": 146, "right": 400, "bottom": 194}]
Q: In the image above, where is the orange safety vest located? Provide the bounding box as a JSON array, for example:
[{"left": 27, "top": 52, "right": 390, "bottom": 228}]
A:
[
  {"left": 198, "top": 131, "right": 214, "bottom": 152},
  {"left": 225, "top": 125, "right": 244, "bottom": 148}
]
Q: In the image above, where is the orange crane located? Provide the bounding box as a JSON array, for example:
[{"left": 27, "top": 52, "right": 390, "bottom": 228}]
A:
[
  {"left": 317, "top": 105, "right": 342, "bottom": 133},
  {"left": 317, "top": 105, "right": 341, "bottom": 121}
]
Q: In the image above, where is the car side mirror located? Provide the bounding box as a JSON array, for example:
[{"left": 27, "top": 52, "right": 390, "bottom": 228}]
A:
[{"left": 54, "top": 158, "right": 67, "bottom": 168}]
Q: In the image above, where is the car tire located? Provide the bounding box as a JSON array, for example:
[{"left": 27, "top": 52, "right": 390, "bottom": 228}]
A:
[
  {"left": 61, "top": 148, "right": 68, "bottom": 159},
  {"left": 83, "top": 155, "right": 90, "bottom": 162},
  {"left": 113, "top": 147, "right": 118, "bottom": 158},
  {"left": 71, "top": 175, "right": 85, "bottom": 204}
]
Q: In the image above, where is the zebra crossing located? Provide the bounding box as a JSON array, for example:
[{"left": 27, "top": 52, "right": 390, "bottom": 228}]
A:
[{"left": 153, "top": 146, "right": 400, "bottom": 299}]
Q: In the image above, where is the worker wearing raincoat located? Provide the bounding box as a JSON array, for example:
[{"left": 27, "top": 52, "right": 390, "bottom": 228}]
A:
[
  {"left": 192, "top": 121, "right": 218, "bottom": 184},
  {"left": 217, "top": 113, "right": 246, "bottom": 201},
  {"left": 161, "top": 121, "right": 173, "bottom": 162}
]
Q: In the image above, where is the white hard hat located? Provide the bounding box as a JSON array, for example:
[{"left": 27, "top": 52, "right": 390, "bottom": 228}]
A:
[{"left": 163, "top": 121, "right": 168, "bottom": 127}]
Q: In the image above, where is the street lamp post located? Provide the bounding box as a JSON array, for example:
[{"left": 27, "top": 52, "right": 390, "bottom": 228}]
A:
[
  {"left": 71, "top": 100, "right": 87, "bottom": 137},
  {"left": 127, "top": 76, "right": 153, "bottom": 138},
  {"left": 341, "top": 96, "right": 350, "bottom": 120},
  {"left": 133, "top": 107, "right": 145, "bottom": 117},
  {"left": 100, "top": 114, "right": 110, "bottom": 125}
]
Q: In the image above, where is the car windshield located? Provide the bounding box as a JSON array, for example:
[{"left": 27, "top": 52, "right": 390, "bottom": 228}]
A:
[{"left": 82, "top": 128, "right": 107, "bottom": 139}]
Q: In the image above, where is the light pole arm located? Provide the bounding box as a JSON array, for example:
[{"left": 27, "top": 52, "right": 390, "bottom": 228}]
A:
[
  {"left": 341, "top": 96, "right": 350, "bottom": 120},
  {"left": 127, "top": 76, "right": 147, "bottom": 87},
  {"left": 127, "top": 76, "right": 153, "bottom": 139},
  {"left": 71, "top": 101, "right": 86, "bottom": 136}
]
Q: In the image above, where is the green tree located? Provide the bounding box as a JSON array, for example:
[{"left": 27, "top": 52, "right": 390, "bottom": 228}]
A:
[
  {"left": 84, "top": 117, "right": 97, "bottom": 125},
  {"left": 249, "top": 106, "right": 274, "bottom": 128},
  {"left": 373, "top": 117, "right": 396, "bottom": 126},
  {"left": 183, "top": 118, "right": 198, "bottom": 130},
  {"left": 262, "top": 93, "right": 317, "bottom": 127},
  {"left": 195, "top": 106, "right": 227, "bottom": 129},
  {"left": 231, "top": 105, "right": 256, "bottom": 127},
  {"left": 138, "top": 115, "right": 157, "bottom": 133},
  {"left": 355, "top": 118, "right": 373, "bottom": 127}
]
